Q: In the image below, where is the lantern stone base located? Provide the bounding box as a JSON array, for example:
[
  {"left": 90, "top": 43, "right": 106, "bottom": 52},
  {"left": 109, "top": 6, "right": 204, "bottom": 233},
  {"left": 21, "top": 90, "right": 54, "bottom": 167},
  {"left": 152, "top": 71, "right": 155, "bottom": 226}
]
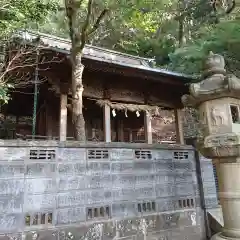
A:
[
  {"left": 201, "top": 134, "right": 240, "bottom": 240},
  {"left": 212, "top": 232, "right": 240, "bottom": 240}
]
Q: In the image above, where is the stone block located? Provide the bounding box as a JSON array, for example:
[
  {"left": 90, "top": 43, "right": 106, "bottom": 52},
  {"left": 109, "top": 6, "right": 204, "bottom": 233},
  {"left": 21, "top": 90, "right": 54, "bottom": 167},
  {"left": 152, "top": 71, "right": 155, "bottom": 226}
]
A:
[
  {"left": 0, "top": 213, "right": 23, "bottom": 233},
  {"left": 155, "top": 160, "right": 173, "bottom": 173},
  {"left": 25, "top": 178, "right": 56, "bottom": 194},
  {"left": 0, "top": 179, "right": 24, "bottom": 196},
  {"left": 175, "top": 184, "right": 195, "bottom": 196},
  {"left": 57, "top": 191, "right": 85, "bottom": 208},
  {"left": 154, "top": 174, "right": 174, "bottom": 184},
  {"left": 135, "top": 187, "right": 156, "bottom": 199},
  {"left": 201, "top": 172, "right": 215, "bottom": 182},
  {"left": 87, "top": 162, "right": 110, "bottom": 175},
  {"left": 112, "top": 202, "right": 138, "bottom": 218},
  {"left": 0, "top": 148, "right": 27, "bottom": 161},
  {"left": 156, "top": 199, "right": 175, "bottom": 212},
  {"left": 204, "top": 196, "right": 219, "bottom": 208},
  {"left": 58, "top": 148, "right": 86, "bottom": 161},
  {"left": 58, "top": 222, "right": 116, "bottom": 240},
  {"left": 177, "top": 210, "right": 200, "bottom": 227},
  {"left": 57, "top": 162, "right": 86, "bottom": 176},
  {"left": 143, "top": 230, "right": 170, "bottom": 240},
  {"left": 116, "top": 215, "right": 166, "bottom": 238},
  {"left": 203, "top": 185, "right": 217, "bottom": 196},
  {"left": 110, "top": 149, "right": 134, "bottom": 161},
  {"left": 26, "top": 163, "right": 55, "bottom": 177},
  {"left": 87, "top": 175, "right": 112, "bottom": 189},
  {"left": 111, "top": 162, "right": 134, "bottom": 174},
  {"left": 175, "top": 173, "right": 193, "bottom": 183},
  {"left": 85, "top": 189, "right": 112, "bottom": 204},
  {"left": 0, "top": 233, "right": 23, "bottom": 240},
  {"left": 58, "top": 226, "right": 89, "bottom": 240},
  {"left": 113, "top": 188, "right": 136, "bottom": 201},
  {"left": 135, "top": 174, "right": 155, "bottom": 187},
  {"left": 134, "top": 161, "right": 155, "bottom": 174},
  {"left": 25, "top": 230, "right": 58, "bottom": 240},
  {"left": 112, "top": 174, "right": 135, "bottom": 189},
  {"left": 58, "top": 176, "right": 87, "bottom": 191},
  {"left": 173, "top": 162, "right": 193, "bottom": 172},
  {"left": 24, "top": 194, "right": 55, "bottom": 211},
  {"left": 0, "top": 164, "right": 24, "bottom": 178},
  {"left": 155, "top": 184, "right": 174, "bottom": 198},
  {"left": 102, "top": 221, "right": 117, "bottom": 240},
  {"left": 0, "top": 194, "right": 23, "bottom": 214},
  {"left": 160, "top": 212, "right": 181, "bottom": 230},
  {"left": 55, "top": 207, "right": 85, "bottom": 225},
  {"left": 152, "top": 150, "right": 173, "bottom": 160},
  {"left": 115, "top": 218, "right": 140, "bottom": 238}
]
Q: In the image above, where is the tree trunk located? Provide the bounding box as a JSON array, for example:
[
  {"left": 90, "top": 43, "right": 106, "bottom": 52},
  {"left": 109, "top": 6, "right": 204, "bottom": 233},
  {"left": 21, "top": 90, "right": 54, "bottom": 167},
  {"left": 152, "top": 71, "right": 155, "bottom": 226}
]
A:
[
  {"left": 71, "top": 52, "right": 86, "bottom": 141},
  {"left": 178, "top": 17, "right": 184, "bottom": 47}
]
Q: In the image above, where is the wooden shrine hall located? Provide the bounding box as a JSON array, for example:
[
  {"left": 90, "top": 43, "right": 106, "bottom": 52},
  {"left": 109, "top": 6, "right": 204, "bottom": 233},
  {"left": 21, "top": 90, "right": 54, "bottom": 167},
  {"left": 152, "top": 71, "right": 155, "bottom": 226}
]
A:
[{"left": 0, "top": 31, "right": 193, "bottom": 144}]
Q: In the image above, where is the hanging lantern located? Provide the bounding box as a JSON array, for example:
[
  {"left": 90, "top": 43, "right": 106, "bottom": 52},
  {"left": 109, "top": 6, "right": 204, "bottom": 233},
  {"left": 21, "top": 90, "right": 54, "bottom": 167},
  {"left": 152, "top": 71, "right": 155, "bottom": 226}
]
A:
[
  {"left": 136, "top": 111, "right": 140, "bottom": 117},
  {"left": 112, "top": 109, "right": 116, "bottom": 117},
  {"left": 125, "top": 109, "right": 128, "bottom": 117}
]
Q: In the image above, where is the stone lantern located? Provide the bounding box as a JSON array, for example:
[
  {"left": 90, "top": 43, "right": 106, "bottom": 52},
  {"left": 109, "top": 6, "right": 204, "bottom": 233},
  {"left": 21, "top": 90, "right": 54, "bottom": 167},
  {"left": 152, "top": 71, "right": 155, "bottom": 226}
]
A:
[{"left": 182, "top": 52, "right": 240, "bottom": 240}]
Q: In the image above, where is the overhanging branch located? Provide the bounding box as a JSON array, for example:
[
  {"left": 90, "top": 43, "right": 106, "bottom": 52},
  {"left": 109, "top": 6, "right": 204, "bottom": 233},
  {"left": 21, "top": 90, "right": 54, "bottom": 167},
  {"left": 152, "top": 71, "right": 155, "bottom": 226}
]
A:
[
  {"left": 87, "top": 9, "right": 109, "bottom": 37},
  {"left": 79, "top": 0, "right": 93, "bottom": 52}
]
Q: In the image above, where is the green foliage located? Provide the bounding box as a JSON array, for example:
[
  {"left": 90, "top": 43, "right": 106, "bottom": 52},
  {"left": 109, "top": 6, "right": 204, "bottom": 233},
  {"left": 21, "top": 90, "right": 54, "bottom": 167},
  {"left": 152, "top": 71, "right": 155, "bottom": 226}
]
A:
[
  {"left": 168, "top": 19, "right": 240, "bottom": 76},
  {"left": 0, "top": 83, "right": 13, "bottom": 104},
  {"left": 39, "top": 0, "right": 224, "bottom": 68},
  {"left": 1, "top": 0, "right": 239, "bottom": 97},
  {"left": 0, "top": 0, "right": 58, "bottom": 37}
]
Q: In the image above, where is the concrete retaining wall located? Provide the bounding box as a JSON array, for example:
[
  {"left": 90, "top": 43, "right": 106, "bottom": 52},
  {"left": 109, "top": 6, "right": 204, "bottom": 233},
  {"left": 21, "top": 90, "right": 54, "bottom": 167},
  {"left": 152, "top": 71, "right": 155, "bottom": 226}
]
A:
[{"left": 0, "top": 141, "right": 217, "bottom": 240}]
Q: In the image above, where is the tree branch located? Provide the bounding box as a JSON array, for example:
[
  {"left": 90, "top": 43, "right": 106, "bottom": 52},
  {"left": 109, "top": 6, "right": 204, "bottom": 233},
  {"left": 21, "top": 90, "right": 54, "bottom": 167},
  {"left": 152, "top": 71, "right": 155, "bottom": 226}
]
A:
[
  {"left": 86, "top": 9, "right": 109, "bottom": 37},
  {"left": 0, "top": 45, "right": 62, "bottom": 86},
  {"left": 65, "top": 0, "right": 78, "bottom": 45},
  {"left": 79, "top": 0, "right": 93, "bottom": 52}
]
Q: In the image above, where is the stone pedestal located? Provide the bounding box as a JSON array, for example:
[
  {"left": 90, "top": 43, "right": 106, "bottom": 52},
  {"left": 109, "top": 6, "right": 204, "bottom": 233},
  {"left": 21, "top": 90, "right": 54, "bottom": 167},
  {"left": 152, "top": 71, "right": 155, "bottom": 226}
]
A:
[
  {"left": 182, "top": 52, "right": 240, "bottom": 240},
  {"left": 210, "top": 161, "right": 240, "bottom": 240},
  {"left": 219, "top": 163, "right": 240, "bottom": 238}
]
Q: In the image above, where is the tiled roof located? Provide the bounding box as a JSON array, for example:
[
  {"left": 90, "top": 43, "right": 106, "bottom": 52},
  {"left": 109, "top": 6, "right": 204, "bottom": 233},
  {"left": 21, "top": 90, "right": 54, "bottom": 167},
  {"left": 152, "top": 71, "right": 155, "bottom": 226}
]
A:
[{"left": 17, "top": 31, "right": 193, "bottom": 81}]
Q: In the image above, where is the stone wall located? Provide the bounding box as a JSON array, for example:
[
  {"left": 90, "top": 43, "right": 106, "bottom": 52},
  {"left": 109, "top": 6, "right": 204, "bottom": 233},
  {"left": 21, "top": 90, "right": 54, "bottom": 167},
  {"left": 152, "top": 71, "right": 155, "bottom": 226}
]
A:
[
  {"left": 0, "top": 141, "right": 215, "bottom": 240},
  {"left": 199, "top": 155, "right": 219, "bottom": 208}
]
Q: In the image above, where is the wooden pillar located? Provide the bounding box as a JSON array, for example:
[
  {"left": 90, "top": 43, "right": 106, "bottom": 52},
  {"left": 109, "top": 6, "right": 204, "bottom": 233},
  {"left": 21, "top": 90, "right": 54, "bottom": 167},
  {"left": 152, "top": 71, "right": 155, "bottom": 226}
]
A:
[
  {"left": 174, "top": 108, "right": 184, "bottom": 144},
  {"left": 104, "top": 104, "right": 111, "bottom": 142},
  {"left": 59, "top": 94, "right": 68, "bottom": 141},
  {"left": 144, "top": 111, "right": 152, "bottom": 144},
  {"left": 117, "top": 120, "right": 124, "bottom": 142},
  {"left": 46, "top": 105, "right": 53, "bottom": 139}
]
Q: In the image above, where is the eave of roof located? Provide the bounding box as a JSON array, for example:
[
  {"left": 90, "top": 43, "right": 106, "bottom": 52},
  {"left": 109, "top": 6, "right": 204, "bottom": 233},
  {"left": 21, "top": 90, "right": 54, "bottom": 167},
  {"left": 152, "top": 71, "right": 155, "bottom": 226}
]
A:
[{"left": 16, "top": 30, "right": 195, "bottom": 83}]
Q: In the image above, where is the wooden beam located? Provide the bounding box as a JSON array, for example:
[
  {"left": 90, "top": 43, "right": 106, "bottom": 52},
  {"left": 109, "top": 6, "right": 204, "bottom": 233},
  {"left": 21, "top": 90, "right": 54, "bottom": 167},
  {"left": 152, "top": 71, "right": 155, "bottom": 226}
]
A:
[
  {"left": 46, "top": 105, "right": 53, "bottom": 138},
  {"left": 103, "top": 104, "right": 111, "bottom": 142},
  {"left": 59, "top": 94, "right": 68, "bottom": 141},
  {"left": 174, "top": 108, "right": 184, "bottom": 144},
  {"left": 144, "top": 111, "right": 152, "bottom": 144}
]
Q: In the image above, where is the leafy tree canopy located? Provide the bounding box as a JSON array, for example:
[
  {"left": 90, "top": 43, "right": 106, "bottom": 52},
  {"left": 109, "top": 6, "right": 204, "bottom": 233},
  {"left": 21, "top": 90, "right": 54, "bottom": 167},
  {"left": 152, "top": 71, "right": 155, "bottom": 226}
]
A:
[{"left": 0, "top": 0, "right": 58, "bottom": 37}]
